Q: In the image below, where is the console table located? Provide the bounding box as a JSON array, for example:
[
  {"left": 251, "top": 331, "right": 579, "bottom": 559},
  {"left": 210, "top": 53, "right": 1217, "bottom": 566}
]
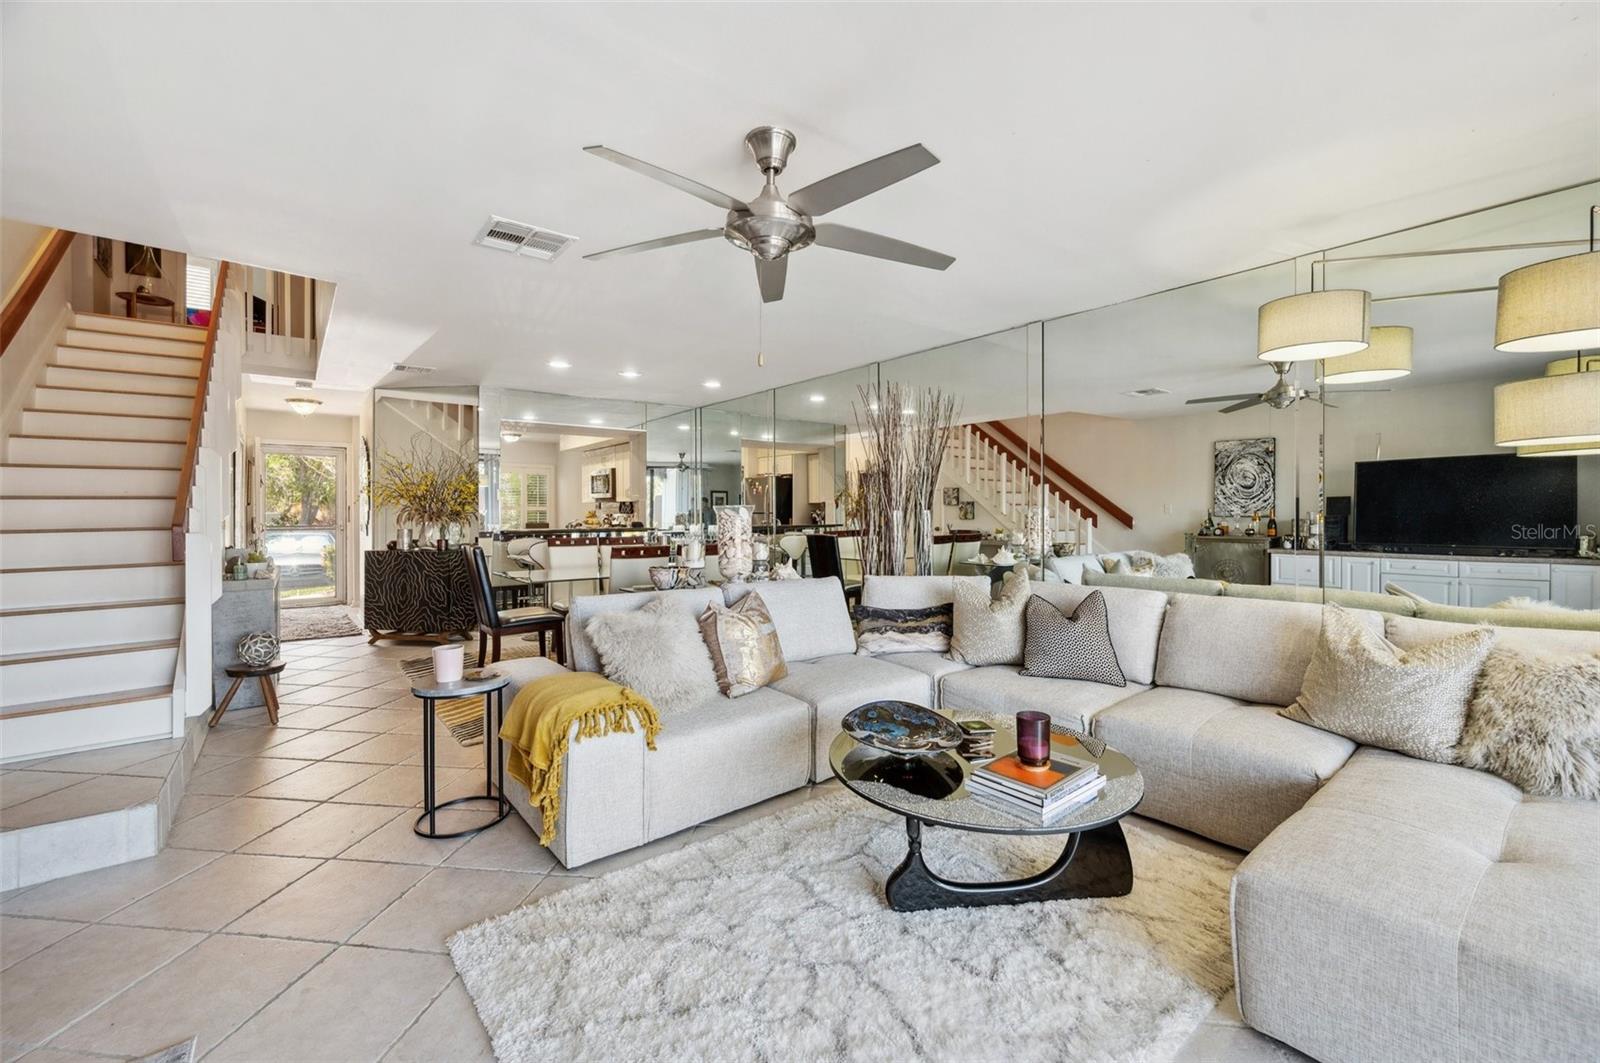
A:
[
  {"left": 364, "top": 548, "right": 476, "bottom": 643},
  {"left": 1185, "top": 534, "right": 1270, "bottom": 585}
]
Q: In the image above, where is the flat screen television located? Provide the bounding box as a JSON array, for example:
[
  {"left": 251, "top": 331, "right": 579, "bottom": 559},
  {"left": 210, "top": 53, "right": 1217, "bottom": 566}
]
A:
[{"left": 1353, "top": 454, "right": 1578, "bottom": 553}]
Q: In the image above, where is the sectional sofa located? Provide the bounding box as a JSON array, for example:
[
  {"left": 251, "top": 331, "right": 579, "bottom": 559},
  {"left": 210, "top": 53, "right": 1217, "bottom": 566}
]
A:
[{"left": 496, "top": 574, "right": 1598, "bottom": 1063}]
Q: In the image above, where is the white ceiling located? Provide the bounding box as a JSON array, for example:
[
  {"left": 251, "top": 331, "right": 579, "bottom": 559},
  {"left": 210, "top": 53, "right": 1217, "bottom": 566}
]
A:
[{"left": 4, "top": 3, "right": 1596, "bottom": 411}]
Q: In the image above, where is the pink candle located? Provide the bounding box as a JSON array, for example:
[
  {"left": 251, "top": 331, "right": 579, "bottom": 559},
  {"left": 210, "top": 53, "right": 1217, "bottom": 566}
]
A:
[{"left": 1016, "top": 711, "right": 1050, "bottom": 767}]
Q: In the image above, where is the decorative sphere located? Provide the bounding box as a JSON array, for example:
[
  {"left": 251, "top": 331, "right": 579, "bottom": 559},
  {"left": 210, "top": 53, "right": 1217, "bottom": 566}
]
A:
[{"left": 237, "top": 631, "right": 279, "bottom": 668}]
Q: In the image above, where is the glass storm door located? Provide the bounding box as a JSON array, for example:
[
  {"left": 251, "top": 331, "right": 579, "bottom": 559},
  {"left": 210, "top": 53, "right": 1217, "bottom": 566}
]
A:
[{"left": 261, "top": 444, "right": 347, "bottom": 607}]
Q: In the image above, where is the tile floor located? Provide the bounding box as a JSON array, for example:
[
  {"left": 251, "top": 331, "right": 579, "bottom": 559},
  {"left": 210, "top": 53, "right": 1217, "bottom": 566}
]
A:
[{"left": 0, "top": 632, "right": 1305, "bottom": 1062}]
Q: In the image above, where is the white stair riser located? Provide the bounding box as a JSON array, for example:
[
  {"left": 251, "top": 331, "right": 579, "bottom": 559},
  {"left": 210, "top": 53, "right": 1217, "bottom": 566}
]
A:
[
  {"left": 0, "top": 647, "right": 176, "bottom": 704},
  {"left": 0, "top": 497, "right": 171, "bottom": 530},
  {"left": 54, "top": 348, "right": 200, "bottom": 378},
  {"left": 0, "top": 603, "right": 182, "bottom": 655},
  {"left": 0, "top": 529, "right": 170, "bottom": 568},
  {"left": 31, "top": 387, "right": 193, "bottom": 419},
  {"left": 71, "top": 313, "right": 204, "bottom": 344},
  {"left": 61, "top": 329, "right": 203, "bottom": 358},
  {"left": 40, "top": 366, "right": 196, "bottom": 397},
  {"left": 0, "top": 696, "right": 171, "bottom": 764},
  {"left": 0, "top": 466, "right": 179, "bottom": 496},
  {"left": 6, "top": 437, "right": 183, "bottom": 467},
  {"left": 19, "top": 410, "right": 187, "bottom": 443},
  {"left": 0, "top": 565, "right": 182, "bottom": 609}
]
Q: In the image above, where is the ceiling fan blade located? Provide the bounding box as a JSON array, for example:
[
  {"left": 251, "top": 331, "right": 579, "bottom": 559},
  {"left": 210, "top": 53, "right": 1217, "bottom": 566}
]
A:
[
  {"left": 1220, "top": 395, "right": 1266, "bottom": 414},
  {"left": 788, "top": 144, "right": 939, "bottom": 217},
  {"left": 1185, "top": 393, "right": 1260, "bottom": 406},
  {"left": 812, "top": 223, "right": 954, "bottom": 270},
  {"left": 1312, "top": 396, "right": 1340, "bottom": 409},
  {"left": 582, "top": 229, "right": 724, "bottom": 261},
  {"left": 755, "top": 256, "right": 787, "bottom": 303},
  {"left": 583, "top": 146, "right": 748, "bottom": 212}
]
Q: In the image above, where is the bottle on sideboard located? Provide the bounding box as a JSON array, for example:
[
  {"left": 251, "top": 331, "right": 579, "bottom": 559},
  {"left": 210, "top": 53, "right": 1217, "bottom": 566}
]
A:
[{"left": 1266, "top": 508, "right": 1278, "bottom": 538}]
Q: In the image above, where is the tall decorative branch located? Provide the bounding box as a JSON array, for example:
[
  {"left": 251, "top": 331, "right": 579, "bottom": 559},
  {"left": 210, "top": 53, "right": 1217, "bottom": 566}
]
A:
[
  {"left": 852, "top": 383, "right": 960, "bottom": 576},
  {"left": 902, "top": 387, "right": 961, "bottom": 575}
]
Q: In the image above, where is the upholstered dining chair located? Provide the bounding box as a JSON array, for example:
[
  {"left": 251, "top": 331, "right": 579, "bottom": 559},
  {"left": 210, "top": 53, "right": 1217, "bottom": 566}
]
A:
[{"left": 467, "top": 546, "right": 566, "bottom": 666}]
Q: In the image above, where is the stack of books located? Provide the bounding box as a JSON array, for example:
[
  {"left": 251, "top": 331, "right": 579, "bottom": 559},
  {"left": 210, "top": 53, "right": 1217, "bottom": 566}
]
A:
[{"left": 966, "top": 751, "right": 1105, "bottom": 822}]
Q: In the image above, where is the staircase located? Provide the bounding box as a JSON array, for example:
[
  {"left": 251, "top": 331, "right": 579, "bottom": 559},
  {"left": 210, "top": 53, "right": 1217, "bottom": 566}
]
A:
[{"left": 0, "top": 312, "right": 200, "bottom": 760}]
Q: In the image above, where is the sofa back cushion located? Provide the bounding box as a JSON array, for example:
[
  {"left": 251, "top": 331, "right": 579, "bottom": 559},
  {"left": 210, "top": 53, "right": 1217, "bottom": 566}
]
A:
[
  {"left": 1042, "top": 554, "right": 1105, "bottom": 584},
  {"left": 723, "top": 578, "right": 854, "bottom": 662},
  {"left": 567, "top": 588, "right": 722, "bottom": 673},
  {"left": 1385, "top": 614, "right": 1600, "bottom": 656},
  {"left": 1156, "top": 594, "right": 1383, "bottom": 706},
  {"left": 1027, "top": 582, "right": 1167, "bottom": 685},
  {"left": 1409, "top": 599, "right": 1600, "bottom": 632},
  {"left": 860, "top": 574, "right": 988, "bottom": 609},
  {"left": 1223, "top": 581, "right": 1419, "bottom": 617},
  {"left": 1084, "top": 569, "right": 1226, "bottom": 598}
]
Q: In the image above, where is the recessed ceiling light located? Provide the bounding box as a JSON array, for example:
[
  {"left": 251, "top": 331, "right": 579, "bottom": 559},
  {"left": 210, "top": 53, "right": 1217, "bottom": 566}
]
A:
[
  {"left": 808, "top": 394, "right": 825, "bottom": 403},
  {"left": 729, "top": 429, "right": 739, "bottom": 437},
  {"left": 548, "top": 358, "right": 571, "bottom": 369},
  {"left": 618, "top": 369, "right": 641, "bottom": 379},
  {"left": 522, "top": 410, "right": 536, "bottom": 419},
  {"left": 760, "top": 432, "right": 773, "bottom": 441},
  {"left": 588, "top": 416, "right": 604, "bottom": 425},
  {"left": 677, "top": 424, "right": 690, "bottom": 431},
  {"left": 501, "top": 430, "right": 521, "bottom": 443},
  {"left": 703, "top": 379, "right": 721, "bottom": 389}
]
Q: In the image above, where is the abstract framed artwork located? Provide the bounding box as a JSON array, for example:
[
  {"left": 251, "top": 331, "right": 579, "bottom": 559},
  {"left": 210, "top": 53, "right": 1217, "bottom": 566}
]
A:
[{"left": 1213, "top": 437, "right": 1276, "bottom": 517}]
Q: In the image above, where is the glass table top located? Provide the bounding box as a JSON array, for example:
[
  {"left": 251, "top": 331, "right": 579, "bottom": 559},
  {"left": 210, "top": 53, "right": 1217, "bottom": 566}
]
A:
[{"left": 828, "top": 712, "right": 1143, "bottom": 836}]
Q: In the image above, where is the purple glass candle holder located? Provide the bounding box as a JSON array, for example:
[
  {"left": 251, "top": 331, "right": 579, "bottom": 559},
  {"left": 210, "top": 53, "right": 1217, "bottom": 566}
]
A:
[{"left": 1016, "top": 711, "right": 1050, "bottom": 768}]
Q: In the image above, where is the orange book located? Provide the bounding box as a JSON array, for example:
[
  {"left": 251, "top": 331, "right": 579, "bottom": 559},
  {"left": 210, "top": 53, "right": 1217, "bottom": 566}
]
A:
[{"left": 980, "top": 754, "right": 1067, "bottom": 790}]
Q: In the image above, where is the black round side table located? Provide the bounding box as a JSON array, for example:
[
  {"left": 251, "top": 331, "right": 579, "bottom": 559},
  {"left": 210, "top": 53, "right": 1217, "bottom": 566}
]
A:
[
  {"left": 409, "top": 672, "right": 512, "bottom": 839},
  {"left": 210, "top": 660, "right": 287, "bottom": 727}
]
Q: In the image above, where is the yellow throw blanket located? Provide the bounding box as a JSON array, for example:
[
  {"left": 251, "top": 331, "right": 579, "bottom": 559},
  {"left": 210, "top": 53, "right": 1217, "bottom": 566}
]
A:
[{"left": 499, "top": 671, "right": 660, "bottom": 846}]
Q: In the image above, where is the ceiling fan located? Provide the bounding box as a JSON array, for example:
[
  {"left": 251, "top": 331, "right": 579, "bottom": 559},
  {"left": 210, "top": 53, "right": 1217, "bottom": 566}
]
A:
[
  {"left": 1187, "top": 361, "right": 1373, "bottom": 413},
  {"left": 581, "top": 126, "right": 956, "bottom": 303}
]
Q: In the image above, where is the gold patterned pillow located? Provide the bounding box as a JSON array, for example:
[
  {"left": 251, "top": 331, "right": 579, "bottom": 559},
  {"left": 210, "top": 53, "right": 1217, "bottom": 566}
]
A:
[
  {"left": 1281, "top": 605, "right": 1495, "bottom": 762},
  {"left": 698, "top": 592, "right": 788, "bottom": 698},
  {"left": 949, "top": 568, "right": 1031, "bottom": 666}
]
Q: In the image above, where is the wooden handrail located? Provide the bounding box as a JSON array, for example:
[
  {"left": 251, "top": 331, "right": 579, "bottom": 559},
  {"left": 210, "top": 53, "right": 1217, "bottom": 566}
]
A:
[
  {"left": 1, "top": 228, "right": 75, "bottom": 355},
  {"left": 171, "top": 261, "right": 230, "bottom": 562},
  {"left": 978, "top": 420, "right": 1136, "bottom": 529},
  {"left": 969, "top": 423, "right": 1099, "bottom": 527}
]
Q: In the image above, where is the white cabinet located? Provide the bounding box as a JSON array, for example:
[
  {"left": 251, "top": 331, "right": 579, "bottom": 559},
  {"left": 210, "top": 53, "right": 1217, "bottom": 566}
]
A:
[
  {"left": 1343, "top": 556, "right": 1380, "bottom": 594},
  {"left": 1552, "top": 564, "right": 1600, "bottom": 610},
  {"left": 1269, "top": 553, "right": 1341, "bottom": 588},
  {"left": 1269, "top": 550, "right": 1600, "bottom": 608},
  {"left": 1382, "top": 574, "right": 1457, "bottom": 605},
  {"left": 1458, "top": 578, "right": 1549, "bottom": 607}
]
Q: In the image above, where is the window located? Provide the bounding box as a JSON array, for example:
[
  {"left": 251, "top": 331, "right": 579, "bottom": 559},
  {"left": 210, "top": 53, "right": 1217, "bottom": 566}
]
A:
[
  {"left": 500, "top": 464, "right": 552, "bottom": 528},
  {"left": 185, "top": 257, "right": 218, "bottom": 313}
]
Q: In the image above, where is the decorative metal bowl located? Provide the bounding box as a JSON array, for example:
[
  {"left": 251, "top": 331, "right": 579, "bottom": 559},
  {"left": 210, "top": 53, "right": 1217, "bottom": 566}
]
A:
[
  {"left": 237, "top": 630, "right": 279, "bottom": 668},
  {"left": 841, "top": 700, "right": 964, "bottom": 758}
]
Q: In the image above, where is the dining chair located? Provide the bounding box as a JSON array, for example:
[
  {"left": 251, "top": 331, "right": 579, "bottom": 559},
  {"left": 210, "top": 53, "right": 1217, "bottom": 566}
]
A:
[
  {"left": 805, "top": 534, "right": 862, "bottom": 605},
  {"left": 467, "top": 546, "right": 565, "bottom": 665}
]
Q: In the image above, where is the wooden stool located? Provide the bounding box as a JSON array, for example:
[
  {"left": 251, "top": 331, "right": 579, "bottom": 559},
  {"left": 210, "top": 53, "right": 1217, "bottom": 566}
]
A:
[{"left": 210, "top": 660, "right": 286, "bottom": 727}]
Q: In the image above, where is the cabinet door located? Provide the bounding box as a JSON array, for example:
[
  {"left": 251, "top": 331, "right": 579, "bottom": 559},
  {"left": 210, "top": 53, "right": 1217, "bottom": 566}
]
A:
[
  {"left": 1459, "top": 577, "right": 1549, "bottom": 608},
  {"left": 1550, "top": 565, "right": 1600, "bottom": 610},
  {"left": 1271, "top": 553, "right": 1319, "bottom": 587},
  {"left": 1343, "top": 557, "right": 1380, "bottom": 594},
  {"left": 1384, "top": 574, "right": 1456, "bottom": 605}
]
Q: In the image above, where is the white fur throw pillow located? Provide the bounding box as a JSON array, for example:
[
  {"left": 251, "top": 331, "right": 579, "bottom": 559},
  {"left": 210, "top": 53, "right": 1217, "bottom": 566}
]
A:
[
  {"left": 950, "top": 569, "right": 1030, "bottom": 665},
  {"left": 585, "top": 597, "right": 718, "bottom": 713},
  {"left": 1457, "top": 648, "right": 1600, "bottom": 798}
]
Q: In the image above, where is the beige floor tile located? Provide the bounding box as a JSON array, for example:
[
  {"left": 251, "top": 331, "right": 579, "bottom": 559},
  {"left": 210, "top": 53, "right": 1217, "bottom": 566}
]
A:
[
  {"left": 200, "top": 727, "right": 311, "bottom": 758},
  {"left": 326, "top": 708, "right": 415, "bottom": 733},
  {"left": 277, "top": 682, "right": 356, "bottom": 705},
  {"left": 442, "top": 815, "right": 557, "bottom": 875},
  {"left": 0, "top": 849, "right": 218, "bottom": 922},
  {"left": 104, "top": 853, "right": 320, "bottom": 932},
  {"left": 327, "top": 733, "right": 421, "bottom": 765},
  {"left": 547, "top": 826, "right": 697, "bottom": 878},
  {"left": 30, "top": 739, "right": 185, "bottom": 776},
  {"left": 165, "top": 797, "right": 314, "bottom": 852},
  {"left": 0, "top": 772, "right": 84, "bottom": 812},
  {"left": 261, "top": 730, "right": 370, "bottom": 761},
  {"left": 211, "top": 702, "right": 274, "bottom": 729},
  {"left": 327, "top": 764, "right": 435, "bottom": 807},
  {"left": 0, "top": 917, "right": 83, "bottom": 971},
  {"left": 320, "top": 668, "right": 398, "bottom": 688},
  {"left": 239, "top": 803, "right": 395, "bottom": 858},
  {"left": 271, "top": 702, "right": 370, "bottom": 729},
  {"left": 351, "top": 866, "right": 541, "bottom": 953},
  {"left": 523, "top": 873, "right": 585, "bottom": 901},
  {"left": 247, "top": 760, "right": 385, "bottom": 801},
  {"left": 206, "top": 945, "right": 454, "bottom": 1063},
  {"left": 171, "top": 792, "right": 229, "bottom": 825},
  {"left": 226, "top": 859, "right": 427, "bottom": 942},
  {"left": 186, "top": 753, "right": 241, "bottom": 777},
  {"left": 335, "top": 810, "right": 475, "bottom": 866},
  {"left": 381, "top": 977, "right": 493, "bottom": 1063},
  {"left": 12, "top": 1046, "right": 119, "bottom": 1062},
  {"left": 47, "top": 935, "right": 330, "bottom": 1060},
  {"left": 400, "top": 739, "right": 484, "bottom": 771},
  {"left": 185, "top": 757, "right": 306, "bottom": 797},
  {"left": 0, "top": 775, "right": 162, "bottom": 830},
  {"left": 0, "top": 924, "right": 203, "bottom": 1048},
  {"left": 325, "top": 687, "right": 407, "bottom": 709},
  {"left": 276, "top": 668, "right": 359, "bottom": 687}
]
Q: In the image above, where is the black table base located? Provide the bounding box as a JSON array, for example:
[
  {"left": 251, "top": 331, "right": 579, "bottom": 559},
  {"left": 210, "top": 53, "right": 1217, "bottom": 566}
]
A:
[
  {"left": 884, "top": 817, "right": 1134, "bottom": 912},
  {"left": 415, "top": 687, "right": 512, "bottom": 839}
]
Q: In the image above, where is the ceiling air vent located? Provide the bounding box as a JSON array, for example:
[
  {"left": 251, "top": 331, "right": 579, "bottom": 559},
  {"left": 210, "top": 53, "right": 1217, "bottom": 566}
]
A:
[
  {"left": 473, "top": 215, "right": 578, "bottom": 261},
  {"left": 391, "top": 363, "right": 436, "bottom": 374},
  {"left": 1124, "top": 387, "right": 1171, "bottom": 398}
]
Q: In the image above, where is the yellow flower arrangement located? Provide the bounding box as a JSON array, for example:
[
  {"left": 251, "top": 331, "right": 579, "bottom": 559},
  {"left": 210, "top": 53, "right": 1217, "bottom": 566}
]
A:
[{"left": 371, "top": 436, "right": 479, "bottom": 536}]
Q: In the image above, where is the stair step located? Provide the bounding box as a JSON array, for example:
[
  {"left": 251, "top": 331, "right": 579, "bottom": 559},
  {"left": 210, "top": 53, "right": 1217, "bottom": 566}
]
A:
[
  {"left": 0, "top": 640, "right": 179, "bottom": 704},
  {"left": 0, "top": 527, "right": 171, "bottom": 568},
  {"left": 54, "top": 347, "right": 201, "bottom": 378},
  {"left": 29, "top": 386, "right": 193, "bottom": 418},
  {"left": 0, "top": 600, "right": 183, "bottom": 654},
  {"left": 6, "top": 436, "right": 184, "bottom": 467},
  {"left": 0, "top": 562, "right": 183, "bottom": 609},
  {"left": 0, "top": 496, "right": 172, "bottom": 530},
  {"left": 0, "top": 465, "right": 180, "bottom": 497},
  {"left": 60, "top": 328, "right": 204, "bottom": 358},
  {"left": 20, "top": 409, "right": 188, "bottom": 442},
  {"left": 71, "top": 311, "right": 205, "bottom": 343},
  {"left": 40, "top": 365, "right": 197, "bottom": 396},
  {"left": 0, "top": 684, "right": 174, "bottom": 721}
]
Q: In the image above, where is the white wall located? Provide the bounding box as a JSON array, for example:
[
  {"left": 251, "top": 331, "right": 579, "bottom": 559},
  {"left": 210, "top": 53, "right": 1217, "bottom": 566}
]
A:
[{"left": 1, "top": 218, "right": 50, "bottom": 302}]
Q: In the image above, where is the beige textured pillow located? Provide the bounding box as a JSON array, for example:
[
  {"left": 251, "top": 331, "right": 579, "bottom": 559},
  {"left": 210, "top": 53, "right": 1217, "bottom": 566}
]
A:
[
  {"left": 698, "top": 592, "right": 788, "bottom": 698},
  {"left": 1282, "top": 604, "right": 1495, "bottom": 762},
  {"left": 1457, "top": 647, "right": 1600, "bottom": 798},
  {"left": 950, "top": 569, "right": 1030, "bottom": 666}
]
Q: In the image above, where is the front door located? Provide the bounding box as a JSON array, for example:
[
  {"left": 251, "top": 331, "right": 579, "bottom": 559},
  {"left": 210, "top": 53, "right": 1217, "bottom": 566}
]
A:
[{"left": 260, "top": 444, "right": 347, "bottom": 607}]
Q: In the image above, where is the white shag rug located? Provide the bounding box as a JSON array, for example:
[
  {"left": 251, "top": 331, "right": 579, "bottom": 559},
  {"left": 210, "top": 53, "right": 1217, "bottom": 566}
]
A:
[{"left": 450, "top": 792, "right": 1237, "bottom": 1063}]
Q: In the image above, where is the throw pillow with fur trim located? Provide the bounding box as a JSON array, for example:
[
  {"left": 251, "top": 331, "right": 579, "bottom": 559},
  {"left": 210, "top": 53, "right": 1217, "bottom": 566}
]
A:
[
  {"left": 586, "top": 597, "right": 718, "bottom": 713},
  {"left": 1457, "top": 647, "right": 1600, "bottom": 798}
]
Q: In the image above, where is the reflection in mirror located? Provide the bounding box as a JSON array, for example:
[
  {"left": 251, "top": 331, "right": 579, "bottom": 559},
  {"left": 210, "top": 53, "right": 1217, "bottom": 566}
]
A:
[{"left": 371, "top": 385, "right": 481, "bottom": 549}]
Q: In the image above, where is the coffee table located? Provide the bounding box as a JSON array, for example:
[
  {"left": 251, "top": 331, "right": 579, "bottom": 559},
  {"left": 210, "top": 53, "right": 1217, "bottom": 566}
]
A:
[{"left": 828, "top": 714, "right": 1144, "bottom": 912}]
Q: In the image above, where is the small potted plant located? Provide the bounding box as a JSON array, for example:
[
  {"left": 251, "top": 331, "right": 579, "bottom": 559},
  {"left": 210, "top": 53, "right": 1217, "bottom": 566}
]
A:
[{"left": 246, "top": 539, "right": 272, "bottom": 578}]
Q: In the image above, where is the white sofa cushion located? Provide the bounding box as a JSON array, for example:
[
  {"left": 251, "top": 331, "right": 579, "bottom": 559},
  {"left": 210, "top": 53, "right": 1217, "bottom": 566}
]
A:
[
  {"left": 1385, "top": 613, "right": 1600, "bottom": 656},
  {"left": 723, "top": 578, "right": 855, "bottom": 662},
  {"left": 1155, "top": 593, "right": 1382, "bottom": 707},
  {"left": 939, "top": 664, "right": 1147, "bottom": 733},
  {"left": 1027, "top": 582, "right": 1167, "bottom": 685},
  {"left": 881, "top": 651, "right": 972, "bottom": 708},
  {"left": 860, "top": 574, "right": 989, "bottom": 608},
  {"left": 566, "top": 588, "right": 723, "bottom": 674},
  {"left": 1043, "top": 554, "right": 1106, "bottom": 584},
  {"left": 770, "top": 654, "right": 933, "bottom": 780}
]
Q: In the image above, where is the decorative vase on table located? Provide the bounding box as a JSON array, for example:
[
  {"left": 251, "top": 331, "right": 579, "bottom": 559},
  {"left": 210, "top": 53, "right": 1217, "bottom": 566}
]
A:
[
  {"left": 1023, "top": 506, "right": 1056, "bottom": 560},
  {"left": 715, "top": 504, "right": 754, "bottom": 582},
  {"left": 913, "top": 508, "right": 935, "bottom": 576},
  {"left": 237, "top": 631, "right": 279, "bottom": 668}
]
